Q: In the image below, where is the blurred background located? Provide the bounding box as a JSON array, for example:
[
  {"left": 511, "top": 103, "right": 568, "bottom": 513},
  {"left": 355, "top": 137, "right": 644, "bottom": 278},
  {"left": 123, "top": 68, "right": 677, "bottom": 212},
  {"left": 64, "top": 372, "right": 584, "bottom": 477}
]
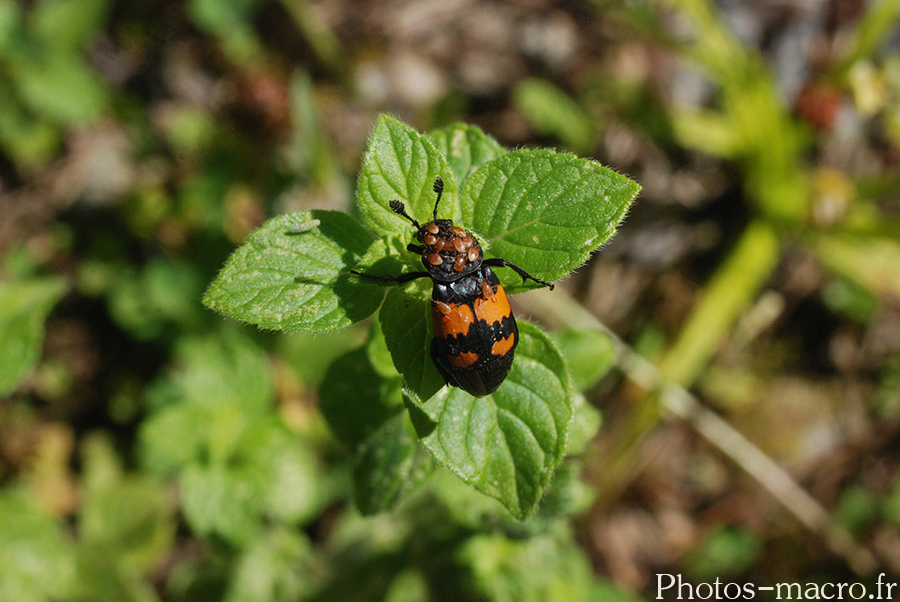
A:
[{"left": 2, "top": 0, "right": 900, "bottom": 600}]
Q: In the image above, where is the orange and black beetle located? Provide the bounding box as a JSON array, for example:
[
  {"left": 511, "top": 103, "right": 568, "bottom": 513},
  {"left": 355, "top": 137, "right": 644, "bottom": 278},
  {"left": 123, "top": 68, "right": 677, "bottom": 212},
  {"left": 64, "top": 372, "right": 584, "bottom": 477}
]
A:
[{"left": 352, "top": 177, "right": 554, "bottom": 397}]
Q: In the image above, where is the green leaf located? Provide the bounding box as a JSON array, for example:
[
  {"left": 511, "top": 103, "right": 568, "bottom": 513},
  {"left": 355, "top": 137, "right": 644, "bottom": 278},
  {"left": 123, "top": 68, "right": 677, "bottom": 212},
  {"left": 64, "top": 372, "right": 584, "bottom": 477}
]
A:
[
  {"left": 72, "top": 543, "right": 161, "bottom": 602},
  {"left": 203, "top": 210, "right": 383, "bottom": 333},
  {"left": 379, "top": 282, "right": 446, "bottom": 401},
  {"left": 180, "top": 461, "right": 266, "bottom": 545},
  {"left": 458, "top": 529, "right": 595, "bottom": 602},
  {"left": 16, "top": 53, "right": 107, "bottom": 125},
  {"left": 0, "top": 0, "right": 23, "bottom": 56},
  {"left": 105, "top": 258, "right": 206, "bottom": 341},
  {"left": 138, "top": 333, "right": 273, "bottom": 474},
  {"left": 79, "top": 435, "right": 175, "bottom": 573},
  {"left": 566, "top": 396, "right": 602, "bottom": 455},
  {"left": 145, "top": 333, "right": 273, "bottom": 412},
  {"left": 0, "top": 276, "right": 67, "bottom": 396},
  {"left": 428, "top": 122, "right": 506, "bottom": 187},
  {"left": 0, "top": 490, "right": 76, "bottom": 602},
  {"left": 318, "top": 347, "right": 402, "bottom": 447},
  {"left": 366, "top": 316, "right": 399, "bottom": 378},
  {"left": 245, "top": 419, "right": 321, "bottom": 525},
  {"left": 32, "top": 0, "right": 110, "bottom": 50},
  {"left": 352, "top": 413, "right": 433, "bottom": 515},
  {"left": 159, "top": 417, "right": 320, "bottom": 545},
  {"left": 461, "top": 149, "right": 640, "bottom": 291},
  {"left": 357, "top": 114, "right": 459, "bottom": 238},
  {"left": 685, "top": 526, "right": 761, "bottom": 581},
  {"left": 138, "top": 404, "right": 209, "bottom": 476},
  {"left": 277, "top": 326, "right": 366, "bottom": 387},
  {"left": 551, "top": 328, "right": 617, "bottom": 392},
  {"left": 532, "top": 459, "right": 594, "bottom": 520},
  {"left": 221, "top": 528, "right": 314, "bottom": 602},
  {"left": 412, "top": 322, "right": 573, "bottom": 519},
  {"left": 351, "top": 236, "right": 418, "bottom": 282}
]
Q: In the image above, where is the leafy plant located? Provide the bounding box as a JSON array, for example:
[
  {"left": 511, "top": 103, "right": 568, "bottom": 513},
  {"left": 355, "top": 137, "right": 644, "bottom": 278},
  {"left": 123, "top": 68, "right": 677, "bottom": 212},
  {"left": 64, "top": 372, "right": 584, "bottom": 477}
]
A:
[
  {"left": 0, "top": 276, "right": 68, "bottom": 396},
  {"left": 0, "top": 0, "right": 110, "bottom": 168},
  {"left": 205, "top": 114, "right": 640, "bottom": 518}
]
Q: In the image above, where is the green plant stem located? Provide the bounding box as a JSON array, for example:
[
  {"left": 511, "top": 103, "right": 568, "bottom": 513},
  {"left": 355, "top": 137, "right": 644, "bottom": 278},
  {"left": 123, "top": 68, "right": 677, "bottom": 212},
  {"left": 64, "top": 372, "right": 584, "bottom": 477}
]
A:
[
  {"left": 832, "top": 0, "right": 900, "bottom": 77},
  {"left": 656, "top": 0, "right": 812, "bottom": 223},
  {"left": 595, "top": 221, "right": 779, "bottom": 509},
  {"left": 811, "top": 231, "right": 900, "bottom": 299},
  {"left": 517, "top": 282, "right": 878, "bottom": 575},
  {"left": 280, "top": 0, "right": 346, "bottom": 76},
  {"left": 658, "top": 220, "right": 780, "bottom": 385}
]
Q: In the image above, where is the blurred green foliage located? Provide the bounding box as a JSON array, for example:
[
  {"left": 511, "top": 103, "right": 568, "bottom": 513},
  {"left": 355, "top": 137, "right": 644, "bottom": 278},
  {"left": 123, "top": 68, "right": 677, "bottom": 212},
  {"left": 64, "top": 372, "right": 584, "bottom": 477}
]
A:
[{"left": 3, "top": 0, "right": 900, "bottom": 599}]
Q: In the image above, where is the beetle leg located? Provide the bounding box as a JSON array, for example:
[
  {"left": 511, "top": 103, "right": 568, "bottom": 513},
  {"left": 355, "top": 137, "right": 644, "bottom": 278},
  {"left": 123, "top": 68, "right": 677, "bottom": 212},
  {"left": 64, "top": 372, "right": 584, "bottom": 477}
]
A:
[{"left": 482, "top": 258, "right": 555, "bottom": 290}]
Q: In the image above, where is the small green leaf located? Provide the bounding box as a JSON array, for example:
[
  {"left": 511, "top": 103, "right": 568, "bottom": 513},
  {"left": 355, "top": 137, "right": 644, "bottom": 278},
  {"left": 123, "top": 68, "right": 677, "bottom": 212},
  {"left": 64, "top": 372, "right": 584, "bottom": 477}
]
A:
[
  {"left": 79, "top": 435, "right": 175, "bottom": 573},
  {"left": 245, "top": 419, "right": 321, "bottom": 525},
  {"left": 179, "top": 461, "right": 266, "bottom": 545},
  {"left": 379, "top": 282, "right": 446, "bottom": 400},
  {"left": 0, "top": 276, "right": 67, "bottom": 396},
  {"left": 566, "top": 396, "right": 602, "bottom": 455},
  {"left": 320, "top": 347, "right": 431, "bottom": 515},
  {"left": 145, "top": 333, "right": 273, "bottom": 412},
  {"left": 462, "top": 149, "right": 639, "bottom": 291},
  {"left": 533, "top": 459, "right": 595, "bottom": 520},
  {"left": 366, "top": 316, "right": 399, "bottom": 379},
  {"left": 352, "top": 236, "right": 417, "bottom": 281},
  {"left": 357, "top": 114, "right": 459, "bottom": 237},
  {"left": 459, "top": 530, "right": 595, "bottom": 602},
  {"left": 429, "top": 122, "right": 506, "bottom": 187},
  {"left": 203, "top": 210, "right": 382, "bottom": 333},
  {"left": 352, "top": 413, "right": 433, "bottom": 515},
  {"left": 551, "top": 328, "right": 617, "bottom": 391},
  {"left": 138, "top": 333, "right": 273, "bottom": 474},
  {"left": 16, "top": 53, "right": 107, "bottom": 125},
  {"left": 138, "top": 404, "right": 209, "bottom": 476},
  {"left": 32, "top": 0, "right": 110, "bottom": 50},
  {"left": 221, "top": 528, "right": 314, "bottom": 602},
  {"left": 0, "top": 1, "right": 23, "bottom": 56},
  {"left": 685, "top": 526, "right": 761, "bottom": 581},
  {"left": 412, "top": 322, "right": 573, "bottom": 519},
  {"left": 0, "top": 490, "right": 76, "bottom": 602},
  {"left": 318, "top": 347, "right": 402, "bottom": 447},
  {"left": 0, "top": 82, "right": 62, "bottom": 168},
  {"left": 72, "top": 543, "right": 161, "bottom": 602}
]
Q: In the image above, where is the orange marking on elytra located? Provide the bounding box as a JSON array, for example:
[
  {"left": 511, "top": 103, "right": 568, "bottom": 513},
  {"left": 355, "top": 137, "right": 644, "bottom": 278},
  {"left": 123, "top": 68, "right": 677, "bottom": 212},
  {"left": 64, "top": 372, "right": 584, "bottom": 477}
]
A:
[
  {"left": 447, "top": 351, "right": 479, "bottom": 367},
  {"left": 472, "top": 282, "right": 510, "bottom": 326},
  {"left": 491, "top": 333, "right": 516, "bottom": 356},
  {"left": 433, "top": 302, "right": 475, "bottom": 338}
]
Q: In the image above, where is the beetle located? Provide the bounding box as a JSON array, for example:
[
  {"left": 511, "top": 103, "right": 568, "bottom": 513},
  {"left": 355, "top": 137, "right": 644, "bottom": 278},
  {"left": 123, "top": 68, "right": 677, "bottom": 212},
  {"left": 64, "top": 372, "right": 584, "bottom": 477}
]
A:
[{"left": 351, "top": 177, "right": 554, "bottom": 397}]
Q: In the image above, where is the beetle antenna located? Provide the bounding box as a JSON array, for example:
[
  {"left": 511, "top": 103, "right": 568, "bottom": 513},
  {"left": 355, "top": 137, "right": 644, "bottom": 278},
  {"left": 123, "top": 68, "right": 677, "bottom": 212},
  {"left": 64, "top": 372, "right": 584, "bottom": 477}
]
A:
[
  {"left": 432, "top": 177, "right": 443, "bottom": 220},
  {"left": 389, "top": 200, "right": 421, "bottom": 229}
]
